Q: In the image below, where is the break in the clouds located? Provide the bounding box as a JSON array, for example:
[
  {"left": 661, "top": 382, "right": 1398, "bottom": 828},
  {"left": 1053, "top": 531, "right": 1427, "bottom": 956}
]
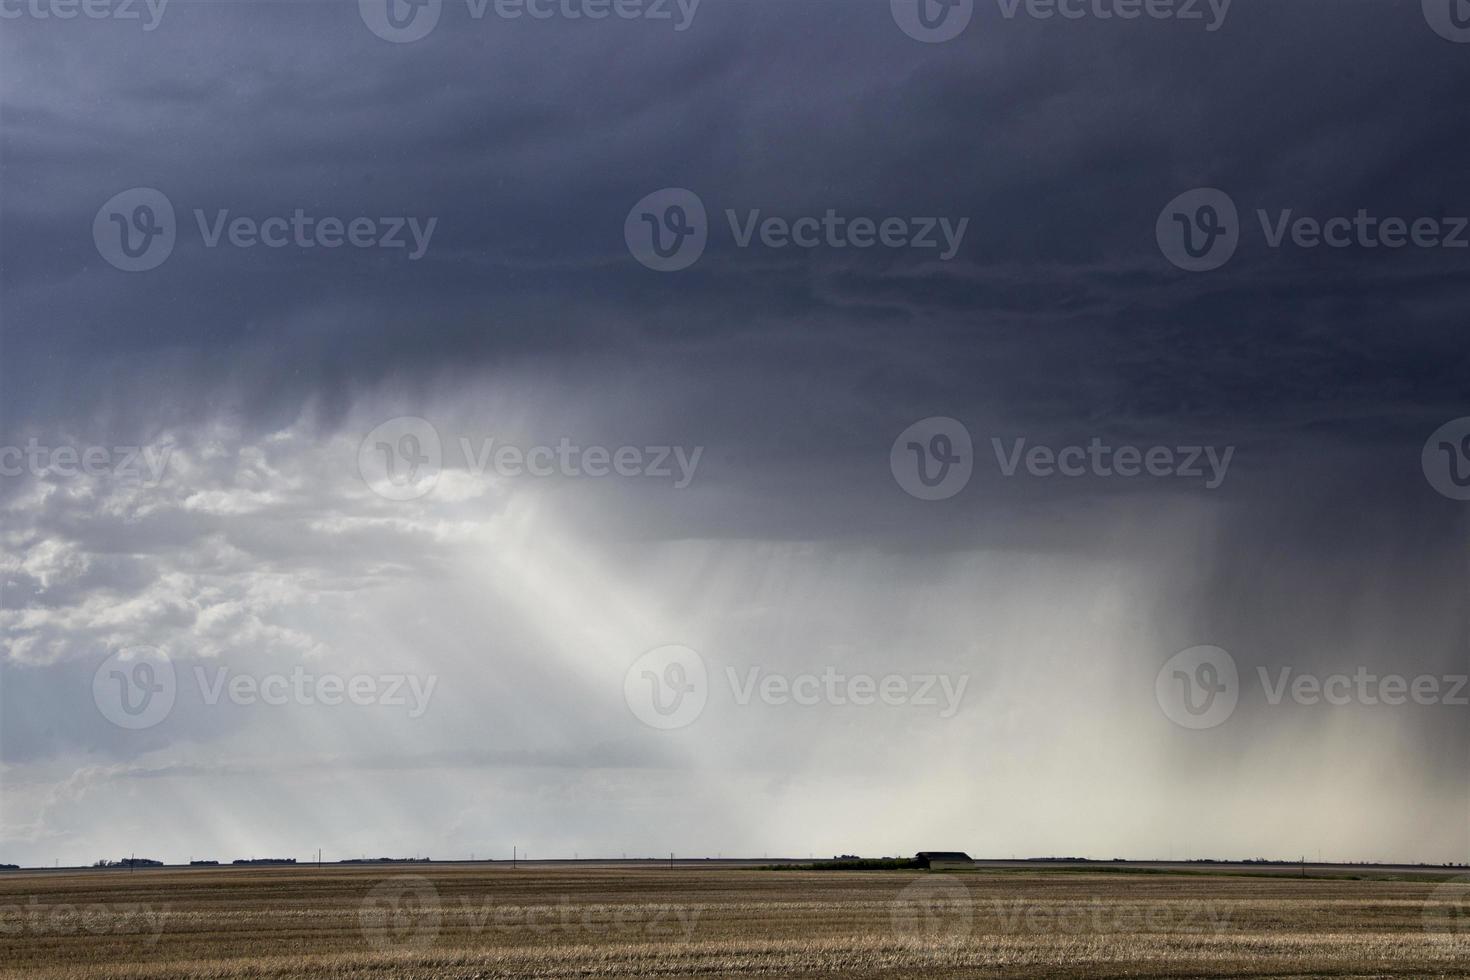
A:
[{"left": 1, "top": 1, "right": 1468, "bottom": 867}]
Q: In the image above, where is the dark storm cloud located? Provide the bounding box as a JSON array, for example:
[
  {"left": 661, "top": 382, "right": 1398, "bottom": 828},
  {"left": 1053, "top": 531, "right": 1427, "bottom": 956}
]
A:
[{"left": 2, "top": 0, "right": 1467, "bottom": 450}]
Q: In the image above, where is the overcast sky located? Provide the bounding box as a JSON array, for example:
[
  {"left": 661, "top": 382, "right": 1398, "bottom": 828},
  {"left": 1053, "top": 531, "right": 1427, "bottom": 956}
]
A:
[{"left": 2, "top": 0, "right": 1468, "bottom": 868}]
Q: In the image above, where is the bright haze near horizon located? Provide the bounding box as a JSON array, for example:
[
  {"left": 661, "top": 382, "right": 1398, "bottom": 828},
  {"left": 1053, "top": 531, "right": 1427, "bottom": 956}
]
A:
[{"left": 1, "top": 0, "right": 1468, "bottom": 870}]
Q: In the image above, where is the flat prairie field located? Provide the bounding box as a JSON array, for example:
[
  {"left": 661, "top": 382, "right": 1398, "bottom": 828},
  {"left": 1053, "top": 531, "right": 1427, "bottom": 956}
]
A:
[{"left": 2, "top": 864, "right": 1468, "bottom": 979}]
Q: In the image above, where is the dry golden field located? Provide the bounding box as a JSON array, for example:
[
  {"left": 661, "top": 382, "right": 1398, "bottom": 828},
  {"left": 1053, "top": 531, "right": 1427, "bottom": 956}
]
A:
[{"left": 1, "top": 863, "right": 1468, "bottom": 979}]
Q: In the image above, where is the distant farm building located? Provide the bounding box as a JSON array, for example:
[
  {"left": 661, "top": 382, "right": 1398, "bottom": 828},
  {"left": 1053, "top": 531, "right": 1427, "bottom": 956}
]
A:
[{"left": 915, "top": 851, "right": 973, "bottom": 870}]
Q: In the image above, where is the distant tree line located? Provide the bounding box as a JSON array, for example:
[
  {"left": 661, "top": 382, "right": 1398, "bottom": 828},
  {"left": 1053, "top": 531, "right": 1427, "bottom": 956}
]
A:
[{"left": 767, "top": 857, "right": 922, "bottom": 871}]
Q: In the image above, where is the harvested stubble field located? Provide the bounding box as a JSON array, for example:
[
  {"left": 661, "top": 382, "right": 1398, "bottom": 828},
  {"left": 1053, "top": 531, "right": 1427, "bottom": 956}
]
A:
[{"left": 1, "top": 864, "right": 1468, "bottom": 979}]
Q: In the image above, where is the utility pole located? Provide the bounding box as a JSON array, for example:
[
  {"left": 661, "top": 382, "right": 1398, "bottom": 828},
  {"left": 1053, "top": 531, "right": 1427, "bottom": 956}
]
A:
[
  {"left": 669, "top": 852, "right": 674, "bottom": 871},
  {"left": 513, "top": 846, "right": 517, "bottom": 869}
]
